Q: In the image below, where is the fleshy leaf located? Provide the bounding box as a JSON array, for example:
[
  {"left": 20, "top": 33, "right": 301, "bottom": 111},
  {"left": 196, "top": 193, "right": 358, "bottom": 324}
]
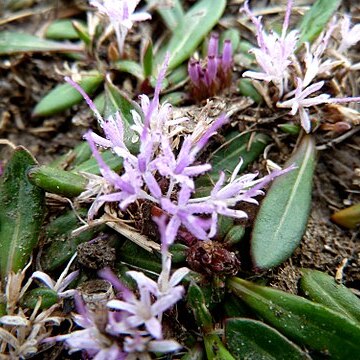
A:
[
  {"left": 156, "top": 0, "right": 226, "bottom": 70},
  {"left": 228, "top": 277, "right": 360, "bottom": 359},
  {"left": 300, "top": 269, "right": 360, "bottom": 324},
  {"left": 20, "top": 288, "right": 59, "bottom": 309},
  {"left": 0, "top": 31, "right": 83, "bottom": 54},
  {"left": 251, "top": 135, "right": 316, "bottom": 269},
  {"left": 33, "top": 71, "right": 104, "bottom": 117},
  {"left": 204, "top": 334, "right": 236, "bottom": 360},
  {"left": 45, "top": 19, "right": 85, "bottom": 40},
  {"left": 49, "top": 142, "right": 92, "bottom": 169},
  {"left": 40, "top": 210, "right": 103, "bottom": 271},
  {"left": 114, "top": 60, "right": 144, "bottom": 81},
  {"left": 225, "top": 318, "right": 311, "bottom": 360},
  {"left": 142, "top": 38, "right": 153, "bottom": 78},
  {"left": 238, "top": 79, "right": 263, "bottom": 103},
  {"left": 196, "top": 132, "right": 270, "bottom": 194},
  {"left": 72, "top": 149, "right": 123, "bottom": 175},
  {"left": 187, "top": 283, "right": 213, "bottom": 333},
  {"left": 28, "top": 166, "right": 88, "bottom": 197},
  {"left": 119, "top": 240, "right": 161, "bottom": 273},
  {"left": 161, "top": 91, "right": 188, "bottom": 106},
  {"left": 297, "top": 0, "right": 341, "bottom": 45},
  {"left": 145, "top": 0, "right": 184, "bottom": 31},
  {"left": 0, "top": 147, "right": 45, "bottom": 278}
]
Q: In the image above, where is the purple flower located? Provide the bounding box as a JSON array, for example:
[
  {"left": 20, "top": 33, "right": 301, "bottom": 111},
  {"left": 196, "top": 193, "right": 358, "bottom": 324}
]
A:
[
  {"left": 90, "top": 0, "right": 151, "bottom": 56},
  {"left": 160, "top": 186, "right": 213, "bottom": 244}
]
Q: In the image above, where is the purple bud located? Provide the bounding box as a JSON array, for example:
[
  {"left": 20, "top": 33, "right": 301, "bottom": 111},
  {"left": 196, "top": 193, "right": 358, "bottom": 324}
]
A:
[
  {"left": 188, "top": 59, "right": 200, "bottom": 86},
  {"left": 222, "top": 39, "right": 233, "bottom": 71},
  {"left": 208, "top": 32, "right": 219, "bottom": 57},
  {"left": 207, "top": 55, "right": 217, "bottom": 84}
]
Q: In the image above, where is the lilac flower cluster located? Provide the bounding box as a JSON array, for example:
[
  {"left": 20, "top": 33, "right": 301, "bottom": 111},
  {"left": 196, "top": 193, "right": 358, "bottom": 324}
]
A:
[
  {"left": 67, "top": 56, "right": 290, "bottom": 246},
  {"left": 46, "top": 194, "right": 190, "bottom": 359},
  {"left": 188, "top": 33, "right": 233, "bottom": 101},
  {"left": 90, "top": 0, "right": 151, "bottom": 56},
  {"left": 46, "top": 251, "right": 189, "bottom": 359},
  {"left": 57, "top": 53, "right": 292, "bottom": 359},
  {"left": 242, "top": 0, "right": 360, "bottom": 133}
]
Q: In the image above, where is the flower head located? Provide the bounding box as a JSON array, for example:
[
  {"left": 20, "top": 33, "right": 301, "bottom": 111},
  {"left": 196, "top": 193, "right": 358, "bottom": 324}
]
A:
[
  {"left": 241, "top": 0, "right": 298, "bottom": 96},
  {"left": 338, "top": 15, "right": 360, "bottom": 53},
  {"left": 90, "top": 0, "right": 151, "bottom": 56}
]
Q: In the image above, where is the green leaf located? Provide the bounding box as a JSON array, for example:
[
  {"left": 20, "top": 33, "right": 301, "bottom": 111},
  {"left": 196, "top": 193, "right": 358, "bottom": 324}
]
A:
[
  {"left": 226, "top": 318, "right": 310, "bottom": 360},
  {"left": 300, "top": 269, "right": 360, "bottom": 324},
  {"left": 166, "top": 64, "right": 188, "bottom": 86},
  {"left": 228, "top": 277, "right": 360, "bottom": 359},
  {"left": 20, "top": 288, "right": 59, "bottom": 309},
  {"left": 204, "top": 334, "right": 236, "bottom": 360},
  {"left": 72, "top": 149, "right": 123, "bottom": 175},
  {"left": 219, "top": 29, "right": 240, "bottom": 54},
  {"left": 119, "top": 240, "right": 162, "bottom": 273},
  {"left": 114, "top": 60, "right": 144, "bottom": 81},
  {"left": 278, "top": 123, "right": 301, "bottom": 135},
  {"left": 33, "top": 72, "right": 104, "bottom": 117},
  {"left": 28, "top": 166, "right": 88, "bottom": 197},
  {"left": 169, "top": 243, "right": 188, "bottom": 264},
  {"left": 49, "top": 142, "right": 93, "bottom": 169},
  {"left": 145, "top": 0, "right": 184, "bottom": 31},
  {"left": 156, "top": 0, "right": 226, "bottom": 70},
  {"left": 45, "top": 19, "right": 85, "bottom": 40},
  {"left": 142, "top": 39, "right": 153, "bottom": 78},
  {"left": 211, "top": 132, "right": 270, "bottom": 179},
  {"left": 0, "top": 147, "right": 45, "bottom": 278},
  {"left": 161, "top": 91, "right": 188, "bottom": 105},
  {"left": 40, "top": 210, "right": 103, "bottom": 271},
  {"left": 297, "top": 0, "right": 341, "bottom": 45},
  {"left": 224, "top": 294, "right": 253, "bottom": 318},
  {"left": 5, "top": 0, "right": 35, "bottom": 11},
  {"left": 0, "top": 31, "right": 83, "bottom": 55},
  {"left": 224, "top": 225, "right": 245, "bottom": 246},
  {"left": 72, "top": 20, "right": 91, "bottom": 46},
  {"left": 238, "top": 79, "right": 263, "bottom": 103},
  {"left": 181, "top": 344, "right": 204, "bottom": 360},
  {"left": 251, "top": 135, "right": 316, "bottom": 269},
  {"left": 196, "top": 132, "right": 270, "bottom": 193},
  {"left": 187, "top": 283, "right": 213, "bottom": 333}
]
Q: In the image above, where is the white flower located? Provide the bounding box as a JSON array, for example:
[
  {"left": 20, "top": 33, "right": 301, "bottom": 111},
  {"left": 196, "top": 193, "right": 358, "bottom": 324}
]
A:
[
  {"left": 338, "top": 15, "right": 360, "bottom": 53},
  {"left": 90, "top": 0, "right": 151, "bottom": 55},
  {"left": 107, "top": 270, "right": 185, "bottom": 339},
  {"left": 277, "top": 78, "right": 330, "bottom": 133},
  {"left": 31, "top": 253, "right": 79, "bottom": 298}
]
